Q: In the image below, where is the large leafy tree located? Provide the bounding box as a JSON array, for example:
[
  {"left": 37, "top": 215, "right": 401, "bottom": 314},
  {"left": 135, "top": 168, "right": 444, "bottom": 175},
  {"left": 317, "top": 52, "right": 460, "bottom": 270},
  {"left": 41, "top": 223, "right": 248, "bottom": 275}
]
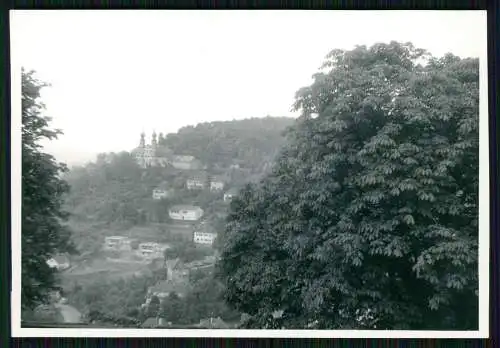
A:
[
  {"left": 218, "top": 42, "right": 479, "bottom": 330},
  {"left": 21, "top": 69, "right": 75, "bottom": 311}
]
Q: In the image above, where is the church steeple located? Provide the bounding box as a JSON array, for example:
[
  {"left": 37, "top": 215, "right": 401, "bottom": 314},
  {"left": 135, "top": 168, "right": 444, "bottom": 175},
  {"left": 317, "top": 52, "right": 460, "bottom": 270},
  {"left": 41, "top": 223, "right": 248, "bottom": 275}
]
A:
[
  {"left": 139, "top": 131, "right": 145, "bottom": 148},
  {"left": 152, "top": 130, "right": 157, "bottom": 148}
]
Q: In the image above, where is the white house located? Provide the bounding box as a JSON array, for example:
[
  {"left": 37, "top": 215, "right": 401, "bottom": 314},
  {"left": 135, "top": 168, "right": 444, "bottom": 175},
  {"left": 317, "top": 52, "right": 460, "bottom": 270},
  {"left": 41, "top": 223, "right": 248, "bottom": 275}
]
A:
[
  {"left": 209, "top": 176, "right": 225, "bottom": 191},
  {"left": 152, "top": 188, "right": 170, "bottom": 200},
  {"left": 223, "top": 188, "right": 239, "bottom": 202},
  {"left": 104, "top": 236, "right": 134, "bottom": 251},
  {"left": 171, "top": 155, "right": 202, "bottom": 170},
  {"left": 186, "top": 173, "right": 207, "bottom": 190},
  {"left": 137, "top": 242, "right": 170, "bottom": 259},
  {"left": 46, "top": 254, "right": 70, "bottom": 271},
  {"left": 193, "top": 231, "right": 218, "bottom": 245},
  {"left": 168, "top": 205, "right": 204, "bottom": 221}
]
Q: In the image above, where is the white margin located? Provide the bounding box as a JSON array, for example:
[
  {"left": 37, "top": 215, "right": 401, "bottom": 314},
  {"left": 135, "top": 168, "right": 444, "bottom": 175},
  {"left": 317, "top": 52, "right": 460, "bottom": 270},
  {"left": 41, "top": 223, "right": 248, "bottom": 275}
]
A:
[{"left": 10, "top": 10, "right": 489, "bottom": 338}]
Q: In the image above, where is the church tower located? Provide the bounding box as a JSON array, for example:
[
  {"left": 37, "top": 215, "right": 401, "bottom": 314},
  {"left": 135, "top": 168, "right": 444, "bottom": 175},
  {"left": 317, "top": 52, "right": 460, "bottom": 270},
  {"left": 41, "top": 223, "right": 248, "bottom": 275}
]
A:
[{"left": 139, "top": 131, "right": 146, "bottom": 148}]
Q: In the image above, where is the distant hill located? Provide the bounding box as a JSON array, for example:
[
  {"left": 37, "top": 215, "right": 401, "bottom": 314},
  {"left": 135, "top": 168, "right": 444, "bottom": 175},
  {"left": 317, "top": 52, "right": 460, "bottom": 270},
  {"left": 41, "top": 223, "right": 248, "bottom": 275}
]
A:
[{"left": 159, "top": 116, "right": 296, "bottom": 171}]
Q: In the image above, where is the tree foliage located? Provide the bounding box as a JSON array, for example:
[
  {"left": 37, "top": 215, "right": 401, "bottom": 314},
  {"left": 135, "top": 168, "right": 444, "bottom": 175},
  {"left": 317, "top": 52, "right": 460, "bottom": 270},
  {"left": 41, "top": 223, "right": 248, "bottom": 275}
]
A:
[
  {"left": 21, "top": 69, "right": 75, "bottom": 311},
  {"left": 218, "top": 42, "right": 479, "bottom": 330}
]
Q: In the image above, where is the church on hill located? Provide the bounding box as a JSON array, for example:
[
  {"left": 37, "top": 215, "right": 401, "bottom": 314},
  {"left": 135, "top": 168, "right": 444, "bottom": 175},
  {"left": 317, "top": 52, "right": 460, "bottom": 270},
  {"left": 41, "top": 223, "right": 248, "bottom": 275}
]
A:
[{"left": 132, "top": 131, "right": 171, "bottom": 168}]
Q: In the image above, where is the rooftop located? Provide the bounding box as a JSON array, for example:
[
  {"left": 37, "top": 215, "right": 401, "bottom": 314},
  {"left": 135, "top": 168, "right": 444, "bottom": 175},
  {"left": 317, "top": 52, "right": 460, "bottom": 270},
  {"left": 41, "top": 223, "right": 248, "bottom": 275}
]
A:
[{"left": 169, "top": 205, "right": 203, "bottom": 211}]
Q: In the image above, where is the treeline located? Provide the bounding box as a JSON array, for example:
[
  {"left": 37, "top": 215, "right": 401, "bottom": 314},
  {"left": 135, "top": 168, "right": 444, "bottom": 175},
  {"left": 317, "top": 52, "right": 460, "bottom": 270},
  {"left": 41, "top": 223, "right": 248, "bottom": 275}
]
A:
[{"left": 160, "top": 116, "right": 295, "bottom": 170}]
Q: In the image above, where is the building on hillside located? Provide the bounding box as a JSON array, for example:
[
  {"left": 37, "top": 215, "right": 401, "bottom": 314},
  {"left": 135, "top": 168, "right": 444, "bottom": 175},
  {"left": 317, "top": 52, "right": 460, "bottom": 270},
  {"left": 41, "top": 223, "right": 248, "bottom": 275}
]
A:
[
  {"left": 171, "top": 155, "right": 202, "bottom": 170},
  {"left": 209, "top": 175, "right": 226, "bottom": 191},
  {"left": 168, "top": 205, "right": 204, "bottom": 221},
  {"left": 132, "top": 131, "right": 172, "bottom": 169},
  {"left": 186, "top": 172, "right": 208, "bottom": 190},
  {"left": 223, "top": 188, "right": 239, "bottom": 202},
  {"left": 46, "top": 254, "right": 70, "bottom": 271},
  {"left": 137, "top": 242, "right": 170, "bottom": 260},
  {"left": 193, "top": 231, "right": 217, "bottom": 245},
  {"left": 152, "top": 182, "right": 174, "bottom": 200},
  {"left": 103, "top": 236, "right": 135, "bottom": 251}
]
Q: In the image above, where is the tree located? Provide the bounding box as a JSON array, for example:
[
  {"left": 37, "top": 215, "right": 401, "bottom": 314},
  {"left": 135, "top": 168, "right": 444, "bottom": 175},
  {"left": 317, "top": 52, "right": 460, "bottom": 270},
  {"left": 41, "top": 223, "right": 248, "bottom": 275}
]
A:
[
  {"left": 218, "top": 42, "right": 479, "bottom": 330},
  {"left": 21, "top": 69, "right": 76, "bottom": 312}
]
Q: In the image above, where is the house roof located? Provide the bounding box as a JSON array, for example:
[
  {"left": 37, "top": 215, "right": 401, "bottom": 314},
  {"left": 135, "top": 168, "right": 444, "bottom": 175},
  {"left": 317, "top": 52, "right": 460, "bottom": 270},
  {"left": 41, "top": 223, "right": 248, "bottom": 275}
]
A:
[
  {"left": 210, "top": 175, "right": 227, "bottom": 183},
  {"left": 169, "top": 205, "right": 203, "bottom": 212},
  {"left": 52, "top": 254, "right": 70, "bottom": 264},
  {"left": 173, "top": 155, "right": 195, "bottom": 162},
  {"left": 155, "top": 181, "right": 169, "bottom": 190},
  {"left": 225, "top": 188, "right": 239, "bottom": 195}
]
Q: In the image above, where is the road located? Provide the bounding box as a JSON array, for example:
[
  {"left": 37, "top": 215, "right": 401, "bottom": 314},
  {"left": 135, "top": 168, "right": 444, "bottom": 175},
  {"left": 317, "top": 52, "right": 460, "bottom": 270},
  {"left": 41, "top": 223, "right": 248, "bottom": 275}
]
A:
[{"left": 55, "top": 303, "right": 82, "bottom": 323}]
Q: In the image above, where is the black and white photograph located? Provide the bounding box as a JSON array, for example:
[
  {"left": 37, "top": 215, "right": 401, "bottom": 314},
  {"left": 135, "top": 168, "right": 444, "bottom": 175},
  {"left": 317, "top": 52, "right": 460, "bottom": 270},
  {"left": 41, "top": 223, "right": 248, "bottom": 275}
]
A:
[{"left": 10, "top": 10, "right": 489, "bottom": 338}]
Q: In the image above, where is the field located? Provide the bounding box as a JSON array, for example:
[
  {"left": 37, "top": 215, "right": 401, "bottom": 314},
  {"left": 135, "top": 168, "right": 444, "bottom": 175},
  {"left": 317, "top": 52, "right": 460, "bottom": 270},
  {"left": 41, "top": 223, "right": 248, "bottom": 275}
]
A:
[{"left": 60, "top": 256, "right": 155, "bottom": 287}]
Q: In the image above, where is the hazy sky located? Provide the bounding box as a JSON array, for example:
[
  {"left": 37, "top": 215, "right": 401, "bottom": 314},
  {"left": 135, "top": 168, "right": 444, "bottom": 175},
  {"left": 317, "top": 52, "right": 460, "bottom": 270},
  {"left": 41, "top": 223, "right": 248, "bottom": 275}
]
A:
[{"left": 11, "top": 10, "right": 486, "bottom": 165}]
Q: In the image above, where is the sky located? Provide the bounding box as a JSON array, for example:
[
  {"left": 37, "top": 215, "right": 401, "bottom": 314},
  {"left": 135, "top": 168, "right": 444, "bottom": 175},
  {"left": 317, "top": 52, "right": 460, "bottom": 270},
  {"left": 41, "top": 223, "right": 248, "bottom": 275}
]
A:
[{"left": 11, "top": 10, "right": 486, "bottom": 166}]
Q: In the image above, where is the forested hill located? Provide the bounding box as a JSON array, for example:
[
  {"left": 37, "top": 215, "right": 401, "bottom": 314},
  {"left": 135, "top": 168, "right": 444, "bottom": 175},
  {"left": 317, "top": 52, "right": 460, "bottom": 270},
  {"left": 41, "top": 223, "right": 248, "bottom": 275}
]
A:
[
  {"left": 159, "top": 116, "right": 296, "bottom": 169},
  {"left": 63, "top": 116, "right": 295, "bottom": 231}
]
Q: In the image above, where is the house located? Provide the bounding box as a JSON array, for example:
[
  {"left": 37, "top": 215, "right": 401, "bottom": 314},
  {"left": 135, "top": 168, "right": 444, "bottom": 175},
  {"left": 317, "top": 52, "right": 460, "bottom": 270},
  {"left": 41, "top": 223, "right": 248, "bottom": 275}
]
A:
[
  {"left": 209, "top": 176, "right": 226, "bottom": 191},
  {"left": 193, "top": 231, "right": 217, "bottom": 245},
  {"left": 46, "top": 254, "right": 70, "bottom": 271},
  {"left": 186, "top": 172, "right": 208, "bottom": 190},
  {"left": 103, "top": 236, "right": 135, "bottom": 251},
  {"left": 152, "top": 182, "right": 173, "bottom": 200},
  {"left": 168, "top": 205, "right": 204, "bottom": 221},
  {"left": 137, "top": 242, "right": 170, "bottom": 260},
  {"left": 171, "top": 155, "right": 202, "bottom": 170},
  {"left": 223, "top": 188, "right": 239, "bottom": 202},
  {"left": 192, "top": 223, "right": 217, "bottom": 245}
]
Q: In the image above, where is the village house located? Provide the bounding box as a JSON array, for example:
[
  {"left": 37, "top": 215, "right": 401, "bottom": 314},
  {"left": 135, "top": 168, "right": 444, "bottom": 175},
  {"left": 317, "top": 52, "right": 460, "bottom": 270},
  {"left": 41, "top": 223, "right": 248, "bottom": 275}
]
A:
[
  {"left": 46, "top": 254, "right": 71, "bottom": 271},
  {"left": 209, "top": 175, "right": 226, "bottom": 191},
  {"left": 193, "top": 231, "right": 218, "bottom": 245},
  {"left": 137, "top": 242, "right": 170, "bottom": 260},
  {"left": 152, "top": 182, "right": 174, "bottom": 200},
  {"left": 103, "top": 236, "right": 135, "bottom": 251},
  {"left": 186, "top": 172, "right": 208, "bottom": 190},
  {"left": 171, "top": 155, "right": 202, "bottom": 170},
  {"left": 223, "top": 188, "right": 239, "bottom": 202},
  {"left": 168, "top": 205, "right": 204, "bottom": 221}
]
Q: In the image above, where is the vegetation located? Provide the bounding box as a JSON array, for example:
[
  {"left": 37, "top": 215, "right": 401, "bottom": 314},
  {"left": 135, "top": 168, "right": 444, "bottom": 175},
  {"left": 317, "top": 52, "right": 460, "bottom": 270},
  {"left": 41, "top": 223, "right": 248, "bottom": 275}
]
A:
[
  {"left": 160, "top": 116, "right": 295, "bottom": 169},
  {"left": 21, "top": 69, "right": 76, "bottom": 314},
  {"left": 218, "top": 42, "right": 479, "bottom": 330}
]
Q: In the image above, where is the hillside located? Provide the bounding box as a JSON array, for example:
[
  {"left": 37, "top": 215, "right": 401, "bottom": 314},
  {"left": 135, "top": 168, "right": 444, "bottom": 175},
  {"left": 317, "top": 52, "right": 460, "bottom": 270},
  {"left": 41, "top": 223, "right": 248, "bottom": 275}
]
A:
[
  {"left": 159, "top": 116, "right": 295, "bottom": 170},
  {"left": 63, "top": 116, "right": 295, "bottom": 251}
]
